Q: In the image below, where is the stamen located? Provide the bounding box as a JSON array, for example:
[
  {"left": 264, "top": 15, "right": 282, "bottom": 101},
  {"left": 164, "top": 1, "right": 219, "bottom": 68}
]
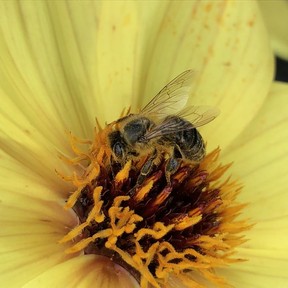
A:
[{"left": 59, "top": 130, "right": 251, "bottom": 288}]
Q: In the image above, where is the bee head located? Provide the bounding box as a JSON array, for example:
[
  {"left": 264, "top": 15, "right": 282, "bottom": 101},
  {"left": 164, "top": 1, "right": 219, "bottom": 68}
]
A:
[{"left": 108, "top": 131, "right": 127, "bottom": 161}]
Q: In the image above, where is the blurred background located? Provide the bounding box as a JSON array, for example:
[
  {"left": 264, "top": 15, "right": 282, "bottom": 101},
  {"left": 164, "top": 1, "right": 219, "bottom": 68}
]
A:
[{"left": 276, "top": 56, "right": 288, "bottom": 82}]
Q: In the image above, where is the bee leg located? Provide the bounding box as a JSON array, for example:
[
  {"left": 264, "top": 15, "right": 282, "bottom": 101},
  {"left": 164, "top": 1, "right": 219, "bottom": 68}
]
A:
[
  {"left": 137, "top": 151, "right": 157, "bottom": 186},
  {"left": 165, "top": 157, "right": 180, "bottom": 184}
]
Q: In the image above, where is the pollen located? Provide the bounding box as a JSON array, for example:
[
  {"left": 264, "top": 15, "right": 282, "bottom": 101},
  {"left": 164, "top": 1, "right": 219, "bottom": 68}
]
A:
[{"left": 59, "top": 129, "right": 251, "bottom": 288}]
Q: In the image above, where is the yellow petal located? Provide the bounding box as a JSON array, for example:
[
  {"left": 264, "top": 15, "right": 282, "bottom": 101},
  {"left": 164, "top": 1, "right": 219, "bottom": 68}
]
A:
[
  {"left": 141, "top": 1, "right": 273, "bottom": 149},
  {"left": 219, "top": 248, "right": 288, "bottom": 287},
  {"left": 0, "top": 1, "right": 88, "bottom": 138},
  {"left": 0, "top": 1, "right": 101, "bottom": 171},
  {"left": 0, "top": 1, "right": 133, "bottom": 137},
  {"left": 0, "top": 1, "right": 163, "bottom": 135},
  {"left": 259, "top": 0, "right": 288, "bottom": 59},
  {"left": 0, "top": 135, "right": 78, "bottom": 287},
  {"left": 22, "top": 255, "right": 139, "bottom": 288},
  {"left": 0, "top": 189, "right": 77, "bottom": 287},
  {"left": 220, "top": 82, "right": 288, "bottom": 285},
  {"left": 0, "top": 142, "right": 74, "bottom": 197},
  {"left": 93, "top": 2, "right": 140, "bottom": 124},
  {"left": 222, "top": 82, "right": 288, "bottom": 211}
]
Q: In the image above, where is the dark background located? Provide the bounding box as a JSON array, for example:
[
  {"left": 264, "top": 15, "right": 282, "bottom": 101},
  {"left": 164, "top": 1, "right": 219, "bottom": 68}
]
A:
[{"left": 275, "top": 56, "right": 288, "bottom": 82}]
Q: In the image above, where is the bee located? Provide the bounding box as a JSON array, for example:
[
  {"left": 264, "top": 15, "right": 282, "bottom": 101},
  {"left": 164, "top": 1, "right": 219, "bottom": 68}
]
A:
[{"left": 105, "top": 70, "right": 219, "bottom": 181}]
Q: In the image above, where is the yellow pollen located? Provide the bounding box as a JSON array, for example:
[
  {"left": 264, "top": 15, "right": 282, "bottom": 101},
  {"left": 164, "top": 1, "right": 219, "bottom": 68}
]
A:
[
  {"left": 173, "top": 214, "right": 202, "bottom": 231},
  {"left": 115, "top": 160, "right": 132, "bottom": 183},
  {"left": 133, "top": 179, "right": 154, "bottom": 203},
  {"left": 64, "top": 186, "right": 83, "bottom": 210},
  {"left": 66, "top": 229, "right": 113, "bottom": 254},
  {"left": 64, "top": 163, "right": 101, "bottom": 209},
  {"left": 135, "top": 222, "right": 175, "bottom": 241}
]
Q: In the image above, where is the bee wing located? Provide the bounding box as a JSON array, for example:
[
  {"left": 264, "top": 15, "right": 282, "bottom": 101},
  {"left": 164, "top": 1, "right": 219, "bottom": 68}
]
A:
[
  {"left": 141, "top": 106, "right": 219, "bottom": 141},
  {"left": 140, "top": 70, "right": 195, "bottom": 120},
  {"left": 176, "top": 105, "right": 220, "bottom": 128}
]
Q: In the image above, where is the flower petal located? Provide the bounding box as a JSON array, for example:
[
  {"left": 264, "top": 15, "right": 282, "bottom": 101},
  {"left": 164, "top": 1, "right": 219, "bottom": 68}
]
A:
[
  {"left": 220, "top": 82, "right": 288, "bottom": 285},
  {"left": 0, "top": 187, "right": 77, "bottom": 287},
  {"left": 0, "top": 1, "right": 162, "bottom": 134},
  {"left": 0, "top": 142, "right": 74, "bottom": 198},
  {"left": 22, "top": 255, "right": 139, "bottom": 288},
  {"left": 219, "top": 248, "right": 288, "bottom": 287},
  {"left": 0, "top": 1, "right": 90, "bottom": 139},
  {"left": 141, "top": 0, "right": 273, "bottom": 149},
  {"left": 222, "top": 82, "right": 288, "bottom": 212},
  {"left": 0, "top": 1, "right": 101, "bottom": 174},
  {"left": 259, "top": 0, "right": 288, "bottom": 59}
]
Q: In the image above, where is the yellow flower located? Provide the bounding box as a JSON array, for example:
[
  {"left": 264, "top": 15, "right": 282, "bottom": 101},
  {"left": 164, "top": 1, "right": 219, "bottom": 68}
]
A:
[{"left": 0, "top": 1, "right": 287, "bottom": 288}]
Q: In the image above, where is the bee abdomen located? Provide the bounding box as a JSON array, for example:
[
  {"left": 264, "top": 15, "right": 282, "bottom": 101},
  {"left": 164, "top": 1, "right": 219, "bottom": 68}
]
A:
[{"left": 177, "top": 128, "right": 205, "bottom": 162}]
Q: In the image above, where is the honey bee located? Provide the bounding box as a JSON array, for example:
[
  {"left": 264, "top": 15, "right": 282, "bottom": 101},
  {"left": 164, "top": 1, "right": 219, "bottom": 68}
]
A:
[{"left": 106, "top": 70, "right": 219, "bottom": 181}]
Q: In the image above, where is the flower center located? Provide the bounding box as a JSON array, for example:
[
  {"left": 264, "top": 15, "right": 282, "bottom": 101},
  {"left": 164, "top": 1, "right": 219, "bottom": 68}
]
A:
[{"left": 59, "top": 127, "right": 250, "bottom": 288}]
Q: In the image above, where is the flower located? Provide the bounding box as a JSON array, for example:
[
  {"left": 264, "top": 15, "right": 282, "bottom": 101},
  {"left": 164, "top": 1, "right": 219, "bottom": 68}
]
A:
[{"left": 0, "top": 1, "right": 288, "bottom": 288}]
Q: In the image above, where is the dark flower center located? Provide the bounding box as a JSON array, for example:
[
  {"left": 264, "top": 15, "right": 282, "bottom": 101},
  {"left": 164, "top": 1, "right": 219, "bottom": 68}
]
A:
[{"left": 59, "top": 132, "right": 250, "bottom": 288}]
